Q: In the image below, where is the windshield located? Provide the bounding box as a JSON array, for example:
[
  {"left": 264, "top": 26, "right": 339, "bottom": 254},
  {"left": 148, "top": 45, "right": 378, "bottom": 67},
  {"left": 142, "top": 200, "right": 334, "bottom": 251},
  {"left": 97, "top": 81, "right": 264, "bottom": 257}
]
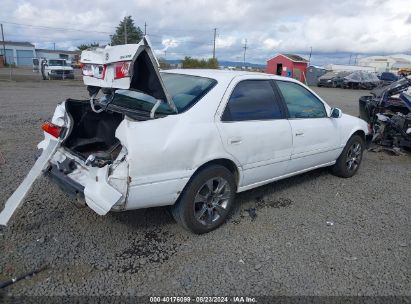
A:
[
  {"left": 48, "top": 60, "right": 66, "bottom": 66},
  {"left": 110, "top": 73, "right": 217, "bottom": 115}
]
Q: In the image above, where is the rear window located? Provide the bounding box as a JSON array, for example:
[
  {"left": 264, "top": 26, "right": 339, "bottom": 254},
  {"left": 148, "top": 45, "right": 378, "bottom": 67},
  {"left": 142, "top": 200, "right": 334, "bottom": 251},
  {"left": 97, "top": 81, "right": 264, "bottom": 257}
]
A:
[
  {"left": 161, "top": 73, "right": 217, "bottom": 112},
  {"left": 110, "top": 73, "right": 217, "bottom": 116}
]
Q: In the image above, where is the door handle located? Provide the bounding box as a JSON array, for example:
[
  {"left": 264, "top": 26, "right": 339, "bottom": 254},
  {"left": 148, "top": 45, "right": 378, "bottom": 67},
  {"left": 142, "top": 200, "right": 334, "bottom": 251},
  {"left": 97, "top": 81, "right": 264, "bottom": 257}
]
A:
[
  {"left": 228, "top": 137, "right": 242, "bottom": 145},
  {"left": 295, "top": 130, "right": 304, "bottom": 136}
]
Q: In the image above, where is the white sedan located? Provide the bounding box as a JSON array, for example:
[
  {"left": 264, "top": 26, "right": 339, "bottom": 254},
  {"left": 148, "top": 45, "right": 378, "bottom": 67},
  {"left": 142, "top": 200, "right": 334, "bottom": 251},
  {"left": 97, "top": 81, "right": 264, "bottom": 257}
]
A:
[{"left": 0, "top": 41, "right": 368, "bottom": 234}]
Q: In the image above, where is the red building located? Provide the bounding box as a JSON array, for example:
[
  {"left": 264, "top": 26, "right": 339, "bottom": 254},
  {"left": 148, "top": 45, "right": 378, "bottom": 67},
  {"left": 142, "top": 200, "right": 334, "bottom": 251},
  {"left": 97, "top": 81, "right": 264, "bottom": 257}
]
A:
[{"left": 266, "top": 54, "right": 308, "bottom": 83}]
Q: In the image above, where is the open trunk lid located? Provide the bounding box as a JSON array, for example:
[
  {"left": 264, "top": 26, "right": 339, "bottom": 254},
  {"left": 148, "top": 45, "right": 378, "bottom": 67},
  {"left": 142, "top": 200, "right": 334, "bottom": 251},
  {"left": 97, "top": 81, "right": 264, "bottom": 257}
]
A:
[
  {"left": 81, "top": 36, "right": 177, "bottom": 113},
  {"left": 0, "top": 37, "right": 171, "bottom": 226}
]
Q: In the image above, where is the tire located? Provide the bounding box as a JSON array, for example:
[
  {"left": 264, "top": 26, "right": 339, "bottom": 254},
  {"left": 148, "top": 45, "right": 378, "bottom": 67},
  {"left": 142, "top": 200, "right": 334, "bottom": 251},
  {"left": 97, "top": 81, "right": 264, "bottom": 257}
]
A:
[
  {"left": 331, "top": 134, "right": 365, "bottom": 178},
  {"left": 171, "top": 165, "right": 236, "bottom": 234}
]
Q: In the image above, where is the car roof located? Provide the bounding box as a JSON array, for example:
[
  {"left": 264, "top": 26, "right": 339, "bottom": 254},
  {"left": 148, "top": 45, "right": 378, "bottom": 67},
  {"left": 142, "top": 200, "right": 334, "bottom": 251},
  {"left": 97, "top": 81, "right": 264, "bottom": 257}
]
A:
[{"left": 162, "top": 69, "right": 294, "bottom": 83}]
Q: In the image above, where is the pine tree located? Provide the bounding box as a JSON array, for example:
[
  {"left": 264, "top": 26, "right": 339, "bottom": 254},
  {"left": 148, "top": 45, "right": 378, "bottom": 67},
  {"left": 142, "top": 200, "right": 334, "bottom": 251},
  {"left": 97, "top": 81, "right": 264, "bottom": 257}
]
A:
[
  {"left": 111, "top": 16, "right": 143, "bottom": 45},
  {"left": 77, "top": 42, "right": 100, "bottom": 51}
]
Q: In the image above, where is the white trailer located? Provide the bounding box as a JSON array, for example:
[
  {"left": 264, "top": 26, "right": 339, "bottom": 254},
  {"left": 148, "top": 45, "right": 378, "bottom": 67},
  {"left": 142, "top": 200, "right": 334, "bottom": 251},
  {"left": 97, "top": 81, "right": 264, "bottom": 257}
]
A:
[{"left": 325, "top": 64, "right": 376, "bottom": 72}]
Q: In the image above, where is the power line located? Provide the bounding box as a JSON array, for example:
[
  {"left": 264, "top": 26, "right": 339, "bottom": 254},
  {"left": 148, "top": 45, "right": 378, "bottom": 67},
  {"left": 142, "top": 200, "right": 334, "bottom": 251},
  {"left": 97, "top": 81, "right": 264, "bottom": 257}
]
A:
[
  {"left": 147, "top": 27, "right": 212, "bottom": 33},
  {"left": 2, "top": 20, "right": 215, "bottom": 47},
  {"left": 5, "top": 33, "right": 110, "bottom": 42},
  {"left": 149, "top": 37, "right": 213, "bottom": 46},
  {"left": 0, "top": 20, "right": 112, "bottom": 34},
  {"left": 2, "top": 19, "right": 223, "bottom": 59},
  {"left": 1, "top": 20, "right": 214, "bottom": 35}
]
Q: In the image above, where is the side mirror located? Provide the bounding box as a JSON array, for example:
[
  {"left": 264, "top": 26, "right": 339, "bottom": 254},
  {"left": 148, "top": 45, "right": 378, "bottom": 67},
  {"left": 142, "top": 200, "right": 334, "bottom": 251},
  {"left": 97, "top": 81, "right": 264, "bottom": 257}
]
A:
[{"left": 331, "top": 107, "right": 342, "bottom": 118}]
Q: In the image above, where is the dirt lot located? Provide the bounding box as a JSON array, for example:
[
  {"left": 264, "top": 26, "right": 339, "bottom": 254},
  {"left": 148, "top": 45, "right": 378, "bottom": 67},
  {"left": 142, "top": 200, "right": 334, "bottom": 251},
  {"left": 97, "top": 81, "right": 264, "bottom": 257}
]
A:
[{"left": 0, "top": 79, "right": 410, "bottom": 297}]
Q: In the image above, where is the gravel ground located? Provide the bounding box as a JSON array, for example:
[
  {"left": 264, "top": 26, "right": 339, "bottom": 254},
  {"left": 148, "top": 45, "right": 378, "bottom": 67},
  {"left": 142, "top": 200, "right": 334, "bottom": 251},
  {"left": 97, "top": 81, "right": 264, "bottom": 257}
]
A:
[{"left": 0, "top": 80, "right": 410, "bottom": 297}]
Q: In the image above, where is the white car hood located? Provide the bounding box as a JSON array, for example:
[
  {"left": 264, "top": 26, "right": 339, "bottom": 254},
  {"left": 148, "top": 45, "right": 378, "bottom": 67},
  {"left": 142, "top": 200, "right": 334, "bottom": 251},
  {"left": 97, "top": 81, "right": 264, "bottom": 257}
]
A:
[{"left": 46, "top": 66, "right": 73, "bottom": 71}]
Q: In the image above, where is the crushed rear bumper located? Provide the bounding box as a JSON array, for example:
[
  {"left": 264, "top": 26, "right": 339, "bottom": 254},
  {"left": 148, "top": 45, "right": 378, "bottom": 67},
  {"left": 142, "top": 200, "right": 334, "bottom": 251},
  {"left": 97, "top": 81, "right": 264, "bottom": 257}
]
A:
[{"left": 46, "top": 164, "right": 85, "bottom": 198}]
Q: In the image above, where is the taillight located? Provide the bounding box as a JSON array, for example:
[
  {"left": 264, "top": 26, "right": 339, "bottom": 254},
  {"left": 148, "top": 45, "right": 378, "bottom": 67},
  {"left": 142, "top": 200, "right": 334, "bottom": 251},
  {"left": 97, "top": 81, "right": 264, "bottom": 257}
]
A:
[
  {"left": 81, "top": 63, "right": 106, "bottom": 79},
  {"left": 41, "top": 121, "right": 61, "bottom": 138},
  {"left": 115, "top": 61, "right": 131, "bottom": 79}
]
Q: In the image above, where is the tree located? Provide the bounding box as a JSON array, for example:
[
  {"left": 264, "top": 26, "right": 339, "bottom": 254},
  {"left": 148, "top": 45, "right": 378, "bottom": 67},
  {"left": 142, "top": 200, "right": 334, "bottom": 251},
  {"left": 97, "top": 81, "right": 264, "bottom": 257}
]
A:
[
  {"left": 77, "top": 42, "right": 100, "bottom": 51},
  {"left": 182, "top": 56, "right": 219, "bottom": 69},
  {"left": 207, "top": 58, "right": 219, "bottom": 69},
  {"left": 111, "top": 16, "right": 143, "bottom": 46}
]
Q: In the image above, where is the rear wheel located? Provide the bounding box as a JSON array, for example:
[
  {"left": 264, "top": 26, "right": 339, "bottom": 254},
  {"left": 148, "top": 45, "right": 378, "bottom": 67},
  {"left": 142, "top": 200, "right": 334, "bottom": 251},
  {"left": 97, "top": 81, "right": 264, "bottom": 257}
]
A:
[
  {"left": 331, "top": 135, "right": 364, "bottom": 178},
  {"left": 171, "top": 165, "right": 236, "bottom": 234}
]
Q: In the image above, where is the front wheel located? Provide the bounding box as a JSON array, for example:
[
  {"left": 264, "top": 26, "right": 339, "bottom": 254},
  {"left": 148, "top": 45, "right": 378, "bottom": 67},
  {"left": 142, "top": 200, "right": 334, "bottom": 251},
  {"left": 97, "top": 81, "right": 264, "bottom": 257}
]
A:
[
  {"left": 171, "top": 165, "right": 236, "bottom": 234},
  {"left": 331, "top": 134, "right": 364, "bottom": 178}
]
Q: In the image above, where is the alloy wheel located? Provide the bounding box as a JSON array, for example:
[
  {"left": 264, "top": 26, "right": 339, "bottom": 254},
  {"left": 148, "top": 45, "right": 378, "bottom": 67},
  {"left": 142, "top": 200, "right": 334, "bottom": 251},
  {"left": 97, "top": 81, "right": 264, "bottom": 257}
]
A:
[
  {"left": 193, "top": 177, "right": 231, "bottom": 226},
  {"left": 346, "top": 142, "right": 362, "bottom": 172}
]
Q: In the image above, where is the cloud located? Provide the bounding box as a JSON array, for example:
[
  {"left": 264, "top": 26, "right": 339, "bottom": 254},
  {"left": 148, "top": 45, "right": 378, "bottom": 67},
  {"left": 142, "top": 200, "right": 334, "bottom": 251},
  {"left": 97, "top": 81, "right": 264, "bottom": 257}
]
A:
[
  {"left": 216, "top": 36, "right": 237, "bottom": 48},
  {"left": 0, "top": 0, "right": 409, "bottom": 64},
  {"left": 162, "top": 38, "right": 178, "bottom": 49},
  {"left": 263, "top": 38, "right": 282, "bottom": 51}
]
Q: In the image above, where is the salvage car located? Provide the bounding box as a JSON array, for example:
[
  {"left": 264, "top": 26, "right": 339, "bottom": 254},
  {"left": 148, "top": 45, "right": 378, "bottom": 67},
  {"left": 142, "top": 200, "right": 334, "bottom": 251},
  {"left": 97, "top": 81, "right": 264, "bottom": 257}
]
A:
[
  {"left": 0, "top": 37, "right": 369, "bottom": 234},
  {"left": 342, "top": 70, "right": 380, "bottom": 90},
  {"left": 378, "top": 72, "right": 398, "bottom": 83},
  {"left": 359, "top": 76, "right": 411, "bottom": 152},
  {"left": 317, "top": 71, "right": 350, "bottom": 88}
]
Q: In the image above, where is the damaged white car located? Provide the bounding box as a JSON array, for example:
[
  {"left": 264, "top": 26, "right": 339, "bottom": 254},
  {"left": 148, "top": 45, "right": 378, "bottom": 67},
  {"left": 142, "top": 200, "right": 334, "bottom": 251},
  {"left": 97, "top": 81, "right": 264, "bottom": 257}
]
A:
[{"left": 0, "top": 37, "right": 369, "bottom": 234}]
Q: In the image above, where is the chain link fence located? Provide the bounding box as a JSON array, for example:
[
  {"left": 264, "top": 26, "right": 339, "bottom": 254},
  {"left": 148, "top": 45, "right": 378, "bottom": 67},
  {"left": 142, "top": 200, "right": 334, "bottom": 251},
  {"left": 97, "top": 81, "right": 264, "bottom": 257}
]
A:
[{"left": 0, "top": 65, "right": 82, "bottom": 82}]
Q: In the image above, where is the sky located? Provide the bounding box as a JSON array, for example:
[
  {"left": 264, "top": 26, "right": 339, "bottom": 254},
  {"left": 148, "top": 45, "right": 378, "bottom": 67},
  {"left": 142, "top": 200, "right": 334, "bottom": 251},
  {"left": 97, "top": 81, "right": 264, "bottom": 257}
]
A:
[{"left": 1, "top": 0, "right": 410, "bottom": 65}]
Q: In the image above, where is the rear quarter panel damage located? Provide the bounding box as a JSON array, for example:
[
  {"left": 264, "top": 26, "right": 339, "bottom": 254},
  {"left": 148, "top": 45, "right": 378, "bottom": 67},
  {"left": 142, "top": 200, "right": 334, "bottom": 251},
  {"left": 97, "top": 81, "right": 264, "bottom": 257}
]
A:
[{"left": 116, "top": 112, "right": 239, "bottom": 210}]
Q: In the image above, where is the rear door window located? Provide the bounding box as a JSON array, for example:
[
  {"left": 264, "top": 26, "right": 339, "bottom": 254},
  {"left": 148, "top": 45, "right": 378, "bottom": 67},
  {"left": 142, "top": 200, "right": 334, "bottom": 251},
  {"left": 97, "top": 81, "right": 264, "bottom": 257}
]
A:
[
  {"left": 275, "top": 81, "right": 327, "bottom": 118},
  {"left": 222, "top": 80, "right": 284, "bottom": 121}
]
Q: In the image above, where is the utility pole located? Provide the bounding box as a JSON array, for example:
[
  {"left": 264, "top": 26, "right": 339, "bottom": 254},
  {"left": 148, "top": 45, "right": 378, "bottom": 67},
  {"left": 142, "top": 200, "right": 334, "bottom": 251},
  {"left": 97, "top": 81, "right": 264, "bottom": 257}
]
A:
[
  {"left": 1, "top": 24, "right": 6, "bottom": 65},
  {"left": 349, "top": 54, "right": 352, "bottom": 65},
  {"left": 243, "top": 39, "right": 248, "bottom": 68},
  {"left": 124, "top": 19, "right": 128, "bottom": 44},
  {"left": 53, "top": 42, "right": 55, "bottom": 51},
  {"left": 144, "top": 22, "right": 147, "bottom": 35},
  {"left": 212, "top": 28, "right": 217, "bottom": 59},
  {"left": 308, "top": 46, "right": 312, "bottom": 66}
]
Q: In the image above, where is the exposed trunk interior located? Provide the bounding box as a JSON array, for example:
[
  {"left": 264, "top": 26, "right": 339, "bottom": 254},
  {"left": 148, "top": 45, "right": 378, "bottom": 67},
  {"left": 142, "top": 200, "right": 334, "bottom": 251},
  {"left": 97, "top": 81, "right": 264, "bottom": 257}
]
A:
[{"left": 63, "top": 99, "right": 124, "bottom": 164}]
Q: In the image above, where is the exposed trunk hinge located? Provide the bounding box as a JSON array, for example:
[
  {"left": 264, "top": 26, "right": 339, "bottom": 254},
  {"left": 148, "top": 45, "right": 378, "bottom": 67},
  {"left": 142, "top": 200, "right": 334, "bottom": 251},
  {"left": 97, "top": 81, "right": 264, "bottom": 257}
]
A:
[{"left": 150, "top": 99, "right": 162, "bottom": 119}]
